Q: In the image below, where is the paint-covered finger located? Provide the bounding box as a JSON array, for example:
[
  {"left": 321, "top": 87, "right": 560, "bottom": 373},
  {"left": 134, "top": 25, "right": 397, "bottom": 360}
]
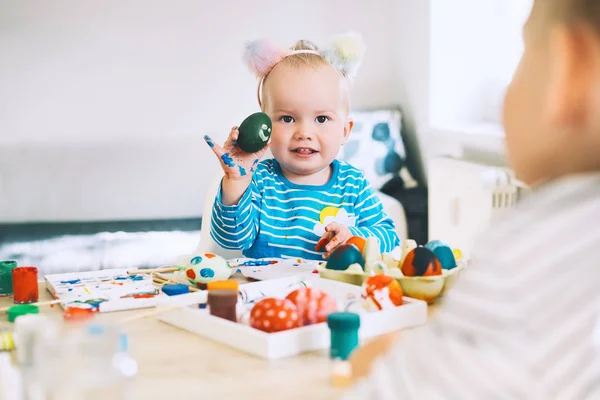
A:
[{"left": 204, "top": 135, "right": 225, "bottom": 157}]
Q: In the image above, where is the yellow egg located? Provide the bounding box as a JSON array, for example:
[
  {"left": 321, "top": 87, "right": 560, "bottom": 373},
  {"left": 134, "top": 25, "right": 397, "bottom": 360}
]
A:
[{"left": 452, "top": 248, "right": 462, "bottom": 260}]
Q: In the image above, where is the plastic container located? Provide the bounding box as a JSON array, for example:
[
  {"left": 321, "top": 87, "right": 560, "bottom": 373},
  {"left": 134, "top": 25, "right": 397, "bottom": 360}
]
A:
[
  {"left": 12, "top": 266, "right": 39, "bottom": 304},
  {"left": 327, "top": 312, "right": 360, "bottom": 387},
  {"left": 207, "top": 290, "right": 238, "bottom": 322},
  {"left": 0, "top": 261, "right": 17, "bottom": 296}
]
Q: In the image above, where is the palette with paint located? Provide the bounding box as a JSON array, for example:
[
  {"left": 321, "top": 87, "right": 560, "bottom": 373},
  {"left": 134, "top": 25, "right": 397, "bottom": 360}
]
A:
[
  {"left": 45, "top": 269, "right": 164, "bottom": 313},
  {"left": 230, "top": 257, "right": 324, "bottom": 281}
]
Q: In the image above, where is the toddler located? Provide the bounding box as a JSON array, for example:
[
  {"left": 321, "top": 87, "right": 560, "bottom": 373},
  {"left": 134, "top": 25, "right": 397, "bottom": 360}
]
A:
[{"left": 204, "top": 33, "right": 400, "bottom": 260}]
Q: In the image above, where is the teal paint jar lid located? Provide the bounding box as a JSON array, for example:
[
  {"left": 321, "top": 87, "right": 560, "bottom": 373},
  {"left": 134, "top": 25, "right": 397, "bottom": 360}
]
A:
[
  {"left": 327, "top": 312, "right": 360, "bottom": 361},
  {"left": 0, "top": 261, "right": 18, "bottom": 296}
]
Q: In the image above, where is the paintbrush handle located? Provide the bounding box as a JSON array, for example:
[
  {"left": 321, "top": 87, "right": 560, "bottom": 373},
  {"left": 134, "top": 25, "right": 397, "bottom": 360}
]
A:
[
  {"left": 128, "top": 266, "right": 181, "bottom": 274},
  {"left": 0, "top": 299, "right": 63, "bottom": 313}
]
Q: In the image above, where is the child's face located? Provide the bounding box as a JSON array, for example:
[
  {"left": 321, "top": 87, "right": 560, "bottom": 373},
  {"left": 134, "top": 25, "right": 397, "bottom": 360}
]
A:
[{"left": 262, "top": 63, "right": 353, "bottom": 184}]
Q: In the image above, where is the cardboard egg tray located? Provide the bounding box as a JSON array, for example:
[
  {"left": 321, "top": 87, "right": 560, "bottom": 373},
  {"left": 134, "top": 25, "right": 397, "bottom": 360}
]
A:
[
  {"left": 317, "top": 260, "right": 469, "bottom": 304},
  {"left": 157, "top": 275, "right": 427, "bottom": 360}
]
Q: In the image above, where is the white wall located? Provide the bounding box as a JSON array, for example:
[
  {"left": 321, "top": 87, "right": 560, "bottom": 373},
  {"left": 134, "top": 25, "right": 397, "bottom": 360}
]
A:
[{"left": 0, "top": 0, "right": 407, "bottom": 222}]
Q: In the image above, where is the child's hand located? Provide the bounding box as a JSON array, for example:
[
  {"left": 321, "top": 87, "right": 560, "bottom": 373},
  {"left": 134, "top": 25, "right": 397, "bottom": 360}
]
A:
[
  {"left": 316, "top": 222, "right": 353, "bottom": 259},
  {"left": 204, "top": 127, "right": 270, "bottom": 180}
]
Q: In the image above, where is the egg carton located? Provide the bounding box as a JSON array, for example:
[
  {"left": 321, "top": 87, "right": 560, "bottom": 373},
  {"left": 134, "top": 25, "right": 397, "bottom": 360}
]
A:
[
  {"left": 157, "top": 275, "right": 428, "bottom": 360},
  {"left": 317, "top": 260, "right": 469, "bottom": 304}
]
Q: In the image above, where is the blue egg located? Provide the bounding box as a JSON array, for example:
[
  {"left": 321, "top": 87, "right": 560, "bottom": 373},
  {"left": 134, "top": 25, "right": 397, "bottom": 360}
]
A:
[
  {"left": 432, "top": 246, "right": 457, "bottom": 270},
  {"left": 424, "top": 240, "right": 447, "bottom": 252},
  {"left": 200, "top": 268, "right": 215, "bottom": 278},
  {"left": 191, "top": 256, "right": 202, "bottom": 265}
]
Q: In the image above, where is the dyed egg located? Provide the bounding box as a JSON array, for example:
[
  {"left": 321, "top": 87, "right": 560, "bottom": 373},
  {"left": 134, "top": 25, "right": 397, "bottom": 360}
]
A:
[
  {"left": 237, "top": 112, "right": 272, "bottom": 153},
  {"left": 326, "top": 244, "right": 365, "bottom": 271},
  {"left": 184, "top": 253, "right": 232, "bottom": 286},
  {"left": 400, "top": 239, "right": 418, "bottom": 264},
  {"left": 346, "top": 236, "right": 366, "bottom": 254},
  {"left": 401, "top": 247, "right": 442, "bottom": 277},
  {"left": 424, "top": 240, "right": 457, "bottom": 270},
  {"left": 362, "top": 275, "right": 403, "bottom": 311},
  {"left": 285, "top": 287, "right": 337, "bottom": 325},
  {"left": 250, "top": 297, "right": 301, "bottom": 333}
]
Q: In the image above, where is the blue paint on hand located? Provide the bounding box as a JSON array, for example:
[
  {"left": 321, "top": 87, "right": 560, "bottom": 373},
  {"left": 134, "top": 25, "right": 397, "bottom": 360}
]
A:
[
  {"left": 221, "top": 153, "right": 235, "bottom": 167},
  {"left": 232, "top": 140, "right": 237, "bottom": 146},
  {"left": 238, "top": 165, "right": 247, "bottom": 176},
  {"left": 204, "top": 135, "right": 215, "bottom": 147}
]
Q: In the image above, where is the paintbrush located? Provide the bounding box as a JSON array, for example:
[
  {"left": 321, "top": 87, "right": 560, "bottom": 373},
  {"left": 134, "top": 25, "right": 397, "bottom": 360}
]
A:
[
  {"left": 119, "top": 290, "right": 207, "bottom": 323},
  {"left": 127, "top": 266, "right": 181, "bottom": 275},
  {"left": 0, "top": 299, "right": 64, "bottom": 313}
]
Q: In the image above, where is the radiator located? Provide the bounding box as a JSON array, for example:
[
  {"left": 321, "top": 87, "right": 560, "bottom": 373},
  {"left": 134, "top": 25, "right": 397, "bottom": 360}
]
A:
[{"left": 428, "top": 157, "right": 522, "bottom": 258}]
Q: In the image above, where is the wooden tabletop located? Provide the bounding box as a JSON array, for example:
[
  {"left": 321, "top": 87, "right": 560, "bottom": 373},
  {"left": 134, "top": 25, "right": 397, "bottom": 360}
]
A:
[{"left": 0, "top": 281, "right": 348, "bottom": 400}]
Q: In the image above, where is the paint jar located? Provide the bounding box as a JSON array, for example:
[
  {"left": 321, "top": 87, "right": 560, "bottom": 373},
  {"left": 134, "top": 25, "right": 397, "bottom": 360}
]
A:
[
  {"left": 0, "top": 261, "right": 17, "bottom": 296},
  {"left": 12, "top": 267, "right": 39, "bottom": 304},
  {"left": 327, "top": 312, "right": 361, "bottom": 387},
  {"left": 207, "top": 290, "right": 238, "bottom": 322}
]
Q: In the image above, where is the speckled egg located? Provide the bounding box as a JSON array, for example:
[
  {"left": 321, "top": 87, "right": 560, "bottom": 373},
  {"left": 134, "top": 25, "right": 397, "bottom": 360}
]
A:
[
  {"left": 401, "top": 247, "right": 442, "bottom": 277},
  {"left": 250, "top": 298, "right": 301, "bottom": 333},
  {"left": 326, "top": 244, "right": 365, "bottom": 271},
  {"left": 362, "top": 275, "right": 403, "bottom": 311},
  {"left": 184, "top": 253, "right": 232, "bottom": 286}
]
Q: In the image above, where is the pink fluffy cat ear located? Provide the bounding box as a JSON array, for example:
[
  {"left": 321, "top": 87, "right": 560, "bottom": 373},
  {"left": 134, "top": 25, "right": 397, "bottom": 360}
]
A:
[{"left": 243, "top": 39, "right": 290, "bottom": 78}]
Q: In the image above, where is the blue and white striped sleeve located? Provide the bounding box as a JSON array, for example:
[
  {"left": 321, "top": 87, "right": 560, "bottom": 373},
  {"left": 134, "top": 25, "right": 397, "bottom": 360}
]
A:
[
  {"left": 209, "top": 179, "right": 261, "bottom": 251},
  {"left": 349, "top": 178, "right": 400, "bottom": 253}
]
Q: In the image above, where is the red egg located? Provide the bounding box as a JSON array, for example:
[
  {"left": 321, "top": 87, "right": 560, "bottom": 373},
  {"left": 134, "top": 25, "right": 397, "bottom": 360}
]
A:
[
  {"left": 250, "top": 298, "right": 301, "bottom": 333},
  {"left": 401, "top": 247, "right": 442, "bottom": 277},
  {"left": 285, "top": 287, "right": 338, "bottom": 325}
]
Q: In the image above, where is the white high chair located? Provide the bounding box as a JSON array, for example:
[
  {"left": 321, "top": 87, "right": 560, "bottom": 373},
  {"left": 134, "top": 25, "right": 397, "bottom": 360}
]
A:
[{"left": 192, "top": 165, "right": 408, "bottom": 258}]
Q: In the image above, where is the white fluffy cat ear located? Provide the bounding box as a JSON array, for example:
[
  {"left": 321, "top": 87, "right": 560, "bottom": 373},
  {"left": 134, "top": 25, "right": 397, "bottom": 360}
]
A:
[
  {"left": 320, "top": 31, "right": 367, "bottom": 82},
  {"left": 243, "top": 39, "right": 290, "bottom": 79}
]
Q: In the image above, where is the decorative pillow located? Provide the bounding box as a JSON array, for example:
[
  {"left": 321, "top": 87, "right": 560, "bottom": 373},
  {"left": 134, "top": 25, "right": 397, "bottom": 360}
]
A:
[{"left": 339, "top": 109, "right": 417, "bottom": 190}]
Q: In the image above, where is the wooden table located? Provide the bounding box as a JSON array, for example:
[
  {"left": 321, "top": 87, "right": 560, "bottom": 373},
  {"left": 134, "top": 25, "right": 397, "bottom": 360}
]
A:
[{"left": 0, "top": 282, "right": 348, "bottom": 400}]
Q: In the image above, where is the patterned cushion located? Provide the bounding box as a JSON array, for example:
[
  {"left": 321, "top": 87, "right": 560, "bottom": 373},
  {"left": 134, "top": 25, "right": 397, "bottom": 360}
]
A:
[{"left": 339, "top": 109, "right": 416, "bottom": 190}]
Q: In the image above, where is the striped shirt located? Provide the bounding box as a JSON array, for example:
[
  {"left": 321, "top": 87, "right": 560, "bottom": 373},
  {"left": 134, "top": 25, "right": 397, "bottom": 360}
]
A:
[
  {"left": 210, "top": 158, "right": 400, "bottom": 260},
  {"left": 344, "top": 172, "right": 600, "bottom": 400}
]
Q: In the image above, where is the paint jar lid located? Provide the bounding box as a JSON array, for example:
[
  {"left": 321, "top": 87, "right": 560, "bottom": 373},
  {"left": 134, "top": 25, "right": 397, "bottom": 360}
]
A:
[
  {"left": 327, "top": 312, "right": 360, "bottom": 331},
  {"left": 207, "top": 280, "right": 239, "bottom": 292},
  {"left": 162, "top": 284, "right": 190, "bottom": 296},
  {"left": 7, "top": 304, "right": 40, "bottom": 322},
  {"left": 207, "top": 290, "right": 238, "bottom": 308},
  {"left": 0, "top": 261, "right": 17, "bottom": 270}
]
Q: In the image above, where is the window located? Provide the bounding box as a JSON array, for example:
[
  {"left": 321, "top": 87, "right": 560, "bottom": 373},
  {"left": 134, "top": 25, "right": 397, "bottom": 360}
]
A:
[{"left": 429, "top": 0, "right": 533, "bottom": 136}]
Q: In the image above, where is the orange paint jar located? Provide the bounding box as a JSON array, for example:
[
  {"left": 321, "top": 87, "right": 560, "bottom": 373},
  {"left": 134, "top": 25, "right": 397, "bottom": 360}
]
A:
[{"left": 12, "top": 266, "right": 39, "bottom": 304}]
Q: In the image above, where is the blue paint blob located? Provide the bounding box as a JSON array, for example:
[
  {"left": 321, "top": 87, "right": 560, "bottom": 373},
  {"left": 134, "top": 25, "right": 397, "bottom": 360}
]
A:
[
  {"left": 238, "top": 165, "right": 247, "bottom": 176},
  {"left": 204, "top": 135, "right": 215, "bottom": 147},
  {"left": 221, "top": 153, "right": 235, "bottom": 167},
  {"left": 190, "top": 256, "right": 202, "bottom": 265},
  {"left": 127, "top": 275, "right": 144, "bottom": 281},
  {"left": 61, "top": 279, "right": 81, "bottom": 284},
  {"left": 114, "top": 276, "right": 128, "bottom": 280},
  {"left": 200, "top": 268, "right": 215, "bottom": 278}
]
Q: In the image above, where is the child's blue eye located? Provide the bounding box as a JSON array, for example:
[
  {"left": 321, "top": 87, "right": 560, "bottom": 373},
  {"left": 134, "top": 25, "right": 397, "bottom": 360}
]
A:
[
  {"left": 280, "top": 116, "right": 294, "bottom": 123},
  {"left": 316, "top": 116, "right": 329, "bottom": 124}
]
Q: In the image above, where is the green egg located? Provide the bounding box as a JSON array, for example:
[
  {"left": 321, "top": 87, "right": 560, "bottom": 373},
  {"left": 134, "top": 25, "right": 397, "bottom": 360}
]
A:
[
  {"left": 326, "top": 244, "right": 365, "bottom": 271},
  {"left": 237, "top": 112, "right": 272, "bottom": 153}
]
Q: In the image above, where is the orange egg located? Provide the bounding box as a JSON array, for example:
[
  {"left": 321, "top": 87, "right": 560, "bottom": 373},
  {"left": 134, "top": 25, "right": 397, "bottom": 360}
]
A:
[
  {"left": 362, "top": 275, "right": 403, "bottom": 310},
  {"left": 401, "top": 247, "right": 442, "bottom": 277},
  {"left": 346, "top": 236, "right": 367, "bottom": 254}
]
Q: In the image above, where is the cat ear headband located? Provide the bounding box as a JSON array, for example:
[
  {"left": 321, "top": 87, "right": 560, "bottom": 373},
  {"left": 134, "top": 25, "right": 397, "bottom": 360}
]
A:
[{"left": 243, "top": 31, "right": 367, "bottom": 107}]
